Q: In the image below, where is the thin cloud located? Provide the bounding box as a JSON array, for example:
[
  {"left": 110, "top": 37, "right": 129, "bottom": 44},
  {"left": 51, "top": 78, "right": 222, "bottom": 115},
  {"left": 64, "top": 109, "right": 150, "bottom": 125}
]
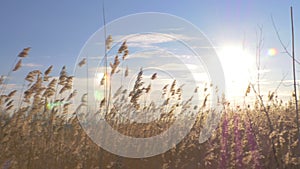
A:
[
  {"left": 127, "top": 33, "right": 176, "bottom": 45},
  {"left": 156, "top": 63, "right": 205, "bottom": 72},
  {"left": 158, "top": 27, "right": 185, "bottom": 32},
  {"left": 128, "top": 49, "right": 173, "bottom": 59},
  {"left": 125, "top": 33, "right": 197, "bottom": 46},
  {"left": 258, "top": 69, "right": 272, "bottom": 74},
  {"left": 23, "top": 63, "right": 43, "bottom": 68}
]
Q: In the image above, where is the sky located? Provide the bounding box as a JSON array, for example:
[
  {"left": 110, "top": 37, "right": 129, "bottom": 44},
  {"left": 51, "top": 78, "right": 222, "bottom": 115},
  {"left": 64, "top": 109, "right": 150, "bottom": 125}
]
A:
[{"left": 0, "top": 0, "right": 300, "bottom": 105}]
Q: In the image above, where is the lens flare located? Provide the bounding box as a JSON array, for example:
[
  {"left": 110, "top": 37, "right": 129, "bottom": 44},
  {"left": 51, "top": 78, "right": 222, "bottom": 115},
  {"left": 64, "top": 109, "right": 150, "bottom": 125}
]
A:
[
  {"left": 268, "top": 48, "right": 278, "bottom": 56},
  {"left": 46, "top": 101, "right": 68, "bottom": 110},
  {"left": 94, "top": 90, "right": 103, "bottom": 101},
  {"left": 94, "top": 72, "right": 110, "bottom": 101}
]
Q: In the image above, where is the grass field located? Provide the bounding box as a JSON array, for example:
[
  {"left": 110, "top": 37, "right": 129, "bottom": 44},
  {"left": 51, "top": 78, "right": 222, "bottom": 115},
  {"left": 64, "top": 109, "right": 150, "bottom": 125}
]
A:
[{"left": 1, "top": 43, "right": 300, "bottom": 169}]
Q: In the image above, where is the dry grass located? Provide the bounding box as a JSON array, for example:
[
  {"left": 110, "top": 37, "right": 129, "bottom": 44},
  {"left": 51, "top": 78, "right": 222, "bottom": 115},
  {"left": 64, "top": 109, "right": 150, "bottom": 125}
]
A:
[{"left": 0, "top": 42, "right": 300, "bottom": 169}]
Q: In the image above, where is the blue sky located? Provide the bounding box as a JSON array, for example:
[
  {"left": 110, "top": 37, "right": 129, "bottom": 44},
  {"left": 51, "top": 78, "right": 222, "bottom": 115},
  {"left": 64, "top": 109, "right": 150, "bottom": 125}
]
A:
[{"left": 0, "top": 0, "right": 299, "bottom": 103}]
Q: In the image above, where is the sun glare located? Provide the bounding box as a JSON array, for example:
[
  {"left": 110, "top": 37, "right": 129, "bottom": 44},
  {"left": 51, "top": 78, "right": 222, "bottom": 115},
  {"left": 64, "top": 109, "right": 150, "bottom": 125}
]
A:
[{"left": 217, "top": 45, "right": 256, "bottom": 102}]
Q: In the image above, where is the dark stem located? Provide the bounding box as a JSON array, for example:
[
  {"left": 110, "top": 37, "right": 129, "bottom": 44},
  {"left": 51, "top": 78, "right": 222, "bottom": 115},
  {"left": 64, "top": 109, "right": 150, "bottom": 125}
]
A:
[{"left": 290, "top": 6, "right": 300, "bottom": 146}]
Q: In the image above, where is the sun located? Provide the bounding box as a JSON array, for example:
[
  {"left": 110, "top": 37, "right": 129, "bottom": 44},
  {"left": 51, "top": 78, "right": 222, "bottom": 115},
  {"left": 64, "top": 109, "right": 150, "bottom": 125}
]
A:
[{"left": 217, "top": 45, "right": 256, "bottom": 102}]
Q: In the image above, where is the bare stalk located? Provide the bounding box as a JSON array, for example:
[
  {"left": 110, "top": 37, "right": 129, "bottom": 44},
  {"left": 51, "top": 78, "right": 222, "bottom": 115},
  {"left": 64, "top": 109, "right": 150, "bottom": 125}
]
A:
[
  {"left": 256, "top": 25, "right": 264, "bottom": 96},
  {"left": 0, "top": 57, "right": 19, "bottom": 95},
  {"left": 102, "top": 1, "right": 109, "bottom": 115},
  {"left": 271, "top": 15, "right": 300, "bottom": 65},
  {"left": 290, "top": 6, "right": 299, "bottom": 141}
]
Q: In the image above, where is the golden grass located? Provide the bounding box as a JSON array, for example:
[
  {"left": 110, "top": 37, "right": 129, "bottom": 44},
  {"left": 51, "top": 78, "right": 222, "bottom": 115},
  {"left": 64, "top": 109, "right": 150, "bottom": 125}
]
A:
[{"left": 0, "top": 42, "right": 300, "bottom": 169}]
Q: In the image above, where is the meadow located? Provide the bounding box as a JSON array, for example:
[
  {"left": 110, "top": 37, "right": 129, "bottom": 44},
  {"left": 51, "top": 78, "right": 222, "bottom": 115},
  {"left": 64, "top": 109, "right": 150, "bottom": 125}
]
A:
[{"left": 0, "top": 40, "right": 300, "bottom": 169}]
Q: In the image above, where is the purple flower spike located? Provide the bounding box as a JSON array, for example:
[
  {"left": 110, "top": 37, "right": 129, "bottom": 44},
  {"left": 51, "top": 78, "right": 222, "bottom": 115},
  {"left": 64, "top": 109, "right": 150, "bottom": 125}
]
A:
[
  {"left": 234, "top": 114, "right": 243, "bottom": 168},
  {"left": 220, "top": 114, "right": 229, "bottom": 169}
]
